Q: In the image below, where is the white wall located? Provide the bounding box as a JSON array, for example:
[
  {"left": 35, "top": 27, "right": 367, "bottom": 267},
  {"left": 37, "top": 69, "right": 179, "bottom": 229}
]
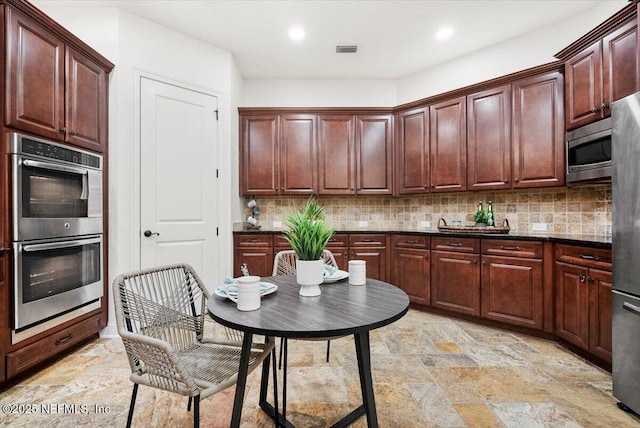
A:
[
  {"left": 33, "top": 4, "right": 239, "bottom": 337},
  {"left": 396, "top": 0, "right": 628, "bottom": 104}
]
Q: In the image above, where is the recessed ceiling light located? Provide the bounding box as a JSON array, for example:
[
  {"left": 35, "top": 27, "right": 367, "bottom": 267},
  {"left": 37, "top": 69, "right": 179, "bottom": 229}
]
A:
[
  {"left": 436, "top": 27, "right": 454, "bottom": 40},
  {"left": 289, "top": 27, "right": 305, "bottom": 41}
]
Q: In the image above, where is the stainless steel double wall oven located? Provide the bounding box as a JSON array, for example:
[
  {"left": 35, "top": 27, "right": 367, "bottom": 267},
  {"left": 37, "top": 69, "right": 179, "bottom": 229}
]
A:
[{"left": 9, "top": 133, "right": 103, "bottom": 337}]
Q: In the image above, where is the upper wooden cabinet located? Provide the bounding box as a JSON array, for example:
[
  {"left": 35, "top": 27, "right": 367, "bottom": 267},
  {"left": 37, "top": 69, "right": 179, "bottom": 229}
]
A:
[
  {"left": 467, "top": 85, "right": 511, "bottom": 191},
  {"left": 240, "top": 114, "right": 280, "bottom": 195},
  {"left": 429, "top": 96, "right": 466, "bottom": 193},
  {"left": 280, "top": 114, "right": 317, "bottom": 195},
  {"left": 318, "top": 114, "right": 354, "bottom": 195},
  {"left": 5, "top": 7, "right": 110, "bottom": 152},
  {"left": 511, "top": 71, "right": 565, "bottom": 188},
  {"left": 396, "top": 107, "right": 429, "bottom": 194},
  {"left": 557, "top": 4, "right": 638, "bottom": 131},
  {"left": 354, "top": 114, "right": 393, "bottom": 195}
]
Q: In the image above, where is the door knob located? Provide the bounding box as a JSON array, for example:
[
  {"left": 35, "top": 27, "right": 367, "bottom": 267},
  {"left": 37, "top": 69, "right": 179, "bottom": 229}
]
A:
[{"left": 143, "top": 230, "right": 160, "bottom": 237}]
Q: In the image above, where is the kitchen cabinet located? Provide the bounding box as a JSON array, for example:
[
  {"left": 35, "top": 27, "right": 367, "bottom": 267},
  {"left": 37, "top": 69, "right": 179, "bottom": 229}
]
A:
[
  {"left": 318, "top": 115, "right": 354, "bottom": 195},
  {"left": 555, "top": 244, "right": 612, "bottom": 362},
  {"left": 0, "top": 253, "right": 7, "bottom": 382},
  {"left": 233, "top": 234, "right": 274, "bottom": 277},
  {"left": 391, "top": 234, "right": 430, "bottom": 305},
  {"left": 396, "top": 107, "right": 429, "bottom": 194},
  {"left": 511, "top": 71, "right": 565, "bottom": 188},
  {"left": 430, "top": 237, "right": 480, "bottom": 316},
  {"left": 318, "top": 114, "right": 393, "bottom": 195},
  {"left": 240, "top": 115, "right": 280, "bottom": 195},
  {"left": 481, "top": 239, "right": 543, "bottom": 329},
  {"left": 561, "top": 18, "right": 638, "bottom": 131},
  {"left": 467, "top": 85, "right": 511, "bottom": 191},
  {"left": 349, "top": 234, "right": 387, "bottom": 281},
  {"left": 326, "top": 233, "right": 349, "bottom": 271},
  {"left": 6, "top": 6, "right": 109, "bottom": 152},
  {"left": 280, "top": 114, "right": 317, "bottom": 195},
  {"left": 429, "top": 96, "right": 466, "bottom": 193},
  {"left": 355, "top": 115, "right": 393, "bottom": 195}
]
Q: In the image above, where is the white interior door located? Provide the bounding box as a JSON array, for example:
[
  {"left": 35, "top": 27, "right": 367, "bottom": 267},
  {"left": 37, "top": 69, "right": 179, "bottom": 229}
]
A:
[{"left": 139, "top": 76, "right": 218, "bottom": 284}]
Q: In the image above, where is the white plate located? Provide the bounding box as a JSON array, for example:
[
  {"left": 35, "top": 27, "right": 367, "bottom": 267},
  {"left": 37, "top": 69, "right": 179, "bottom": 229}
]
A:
[
  {"left": 215, "top": 281, "right": 278, "bottom": 299},
  {"left": 322, "top": 269, "right": 349, "bottom": 283}
]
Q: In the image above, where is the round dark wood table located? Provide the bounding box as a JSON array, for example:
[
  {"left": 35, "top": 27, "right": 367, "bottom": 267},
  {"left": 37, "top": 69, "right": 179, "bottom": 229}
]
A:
[{"left": 208, "top": 275, "right": 409, "bottom": 428}]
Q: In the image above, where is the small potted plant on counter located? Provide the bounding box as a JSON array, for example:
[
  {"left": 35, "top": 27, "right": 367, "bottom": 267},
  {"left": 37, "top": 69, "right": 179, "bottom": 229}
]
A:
[
  {"left": 474, "top": 205, "right": 489, "bottom": 227},
  {"left": 283, "top": 198, "right": 336, "bottom": 296}
]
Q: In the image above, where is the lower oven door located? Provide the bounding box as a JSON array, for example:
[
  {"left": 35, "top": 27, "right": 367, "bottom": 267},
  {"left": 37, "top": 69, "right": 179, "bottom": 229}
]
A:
[{"left": 13, "top": 235, "right": 103, "bottom": 331}]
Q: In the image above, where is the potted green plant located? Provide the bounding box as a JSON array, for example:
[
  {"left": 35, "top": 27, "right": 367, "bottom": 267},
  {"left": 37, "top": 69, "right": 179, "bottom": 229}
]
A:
[
  {"left": 474, "top": 208, "right": 489, "bottom": 227},
  {"left": 283, "top": 198, "right": 336, "bottom": 296}
]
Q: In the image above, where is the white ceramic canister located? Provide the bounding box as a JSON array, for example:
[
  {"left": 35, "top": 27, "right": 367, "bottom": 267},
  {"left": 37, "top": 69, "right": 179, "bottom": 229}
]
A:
[
  {"left": 227, "top": 275, "right": 261, "bottom": 311},
  {"left": 348, "top": 260, "right": 366, "bottom": 285}
]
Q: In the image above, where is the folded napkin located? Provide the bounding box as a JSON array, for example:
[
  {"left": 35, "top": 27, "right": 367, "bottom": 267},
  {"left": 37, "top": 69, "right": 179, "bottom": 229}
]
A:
[{"left": 323, "top": 264, "right": 338, "bottom": 278}]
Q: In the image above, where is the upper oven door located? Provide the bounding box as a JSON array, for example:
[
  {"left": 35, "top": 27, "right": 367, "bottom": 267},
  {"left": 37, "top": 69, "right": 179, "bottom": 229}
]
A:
[{"left": 12, "top": 154, "right": 102, "bottom": 241}]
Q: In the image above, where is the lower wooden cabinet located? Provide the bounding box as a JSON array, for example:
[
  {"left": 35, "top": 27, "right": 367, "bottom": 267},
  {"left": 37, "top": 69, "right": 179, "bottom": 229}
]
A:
[
  {"left": 480, "top": 239, "right": 544, "bottom": 329},
  {"left": 233, "top": 234, "right": 273, "bottom": 277},
  {"left": 554, "top": 244, "right": 612, "bottom": 363},
  {"left": 392, "top": 235, "right": 430, "bottom": 305},
  {"left": 326, "top": 233, "right": 349, "bottom": 271},
  {"left": 6, "top": 314, "right": 101, "bottom": 379},
  {"left": 431, "top": 252, "right": 480, "bottom": 316},
  {"left": 0, "top": 253, "right": 8, "bottom": 382},
  {"left": 350, "top": 234, "right": 387, "bottom": 281}
]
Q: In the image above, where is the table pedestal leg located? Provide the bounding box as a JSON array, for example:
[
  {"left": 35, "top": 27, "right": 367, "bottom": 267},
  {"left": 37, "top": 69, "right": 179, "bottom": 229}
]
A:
[{"left": 355, "top": 331, "right": 378, "bottom": 428}]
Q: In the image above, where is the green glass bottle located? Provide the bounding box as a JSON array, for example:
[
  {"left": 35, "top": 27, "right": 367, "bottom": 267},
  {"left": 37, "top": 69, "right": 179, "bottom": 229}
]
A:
[{"left": 487, "top": 201, "right": 495, "bottom": 227}]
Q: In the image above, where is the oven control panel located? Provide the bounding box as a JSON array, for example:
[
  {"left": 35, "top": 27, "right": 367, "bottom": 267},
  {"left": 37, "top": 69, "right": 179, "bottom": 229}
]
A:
[{"left": 21, "top": 138, "right": 100, "bottom": 168}]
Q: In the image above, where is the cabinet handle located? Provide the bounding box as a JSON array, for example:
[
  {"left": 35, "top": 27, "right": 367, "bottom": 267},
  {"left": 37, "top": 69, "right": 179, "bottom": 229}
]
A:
[
  {"left": 446, "top": 242, "right": 463, "bottom": 247},
  {"left": 579, "top": 254, "right": 600, "bottom": 261},
  {"left": 588, "top": 276, "right": 594, "bottom": 283},
  {"left": 500, "top": 245, "right": 520, "bottom": 251},
  {"left": 579, "top": 274, "right": 586, "bottom": 282},
  {"left": 602, "top": 102, "right": 609, "bottom": 110},
  {"left": 362, "top": 239, "right": 374, "bottom": 242},
  {"left": 405, "top": 240, "right": 419, "bottom": 244},
  {"left": 472, "top": 259, "right": 478, "bottom": 265},
  {"left": 55, "top": 333, "right": 74, "bottom": 345},
  {"left": 623, "top": 302, "right": 640, "bottom": 316},
  {"left": 59, "top": 127, "right": 67, "bottom": 134},
  {"left": 514, "top": 178, "right": 520, "bottom": 183},
  {"left": 69, "top": 130, "right": 77, "bottom": 136},
  {"left": 482, "top": 260, "right": 487, "bottom": 266},
  {"left": 247, "top": 239, "right": 261, "bottom": 243},
  {"left": 503, "top": 179, "right": 509, "bottom": 184}
]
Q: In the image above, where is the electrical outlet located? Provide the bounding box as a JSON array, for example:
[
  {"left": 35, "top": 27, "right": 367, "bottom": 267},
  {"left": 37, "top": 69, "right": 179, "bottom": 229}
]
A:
[
  {"left": 532, "top": 222, "right": 547, "bottom": 231},
  {"left": 420, "top": 221, "right": 431, "bottom": 228},
  {"left": 359, "top": 221, "right": 368, "bottom": 228},
  {"left": 273, "top": 221, "right": 282, "bottom": 228}
]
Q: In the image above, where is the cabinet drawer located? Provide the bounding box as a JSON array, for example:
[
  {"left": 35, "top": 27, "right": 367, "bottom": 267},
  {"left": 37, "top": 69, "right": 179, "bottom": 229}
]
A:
[
  {"left": 482, "top": 239, "right": 543, "bottom": 259},
  {"left": 392, "top": 234, "right": 429, "bottom": 249},
  {"left": 6, "top": 314, "right": 101, "bottom": 378},
  {"left": 555, "top": 244, "right": 612, "bottom": 270},
  {"left": 431, "top": 236, "right": 480, "bottom": 253},
  {"left": 349, "top": 234, "right": 386, "bottom": 247},
  {"left": 234, "top": 234, "right": 273, "bottom": 248},
  {"left": 327, "top": 233, "right": 349, "bottom": 247},
  {"left": 273, "top": 234, "right": 291, "bottom": 248}
]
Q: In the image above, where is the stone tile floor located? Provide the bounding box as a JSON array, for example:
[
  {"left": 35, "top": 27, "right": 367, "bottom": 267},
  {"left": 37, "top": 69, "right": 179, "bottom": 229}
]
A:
[{"left": 1, "top": 309, "right": 639, "bottom": 427}]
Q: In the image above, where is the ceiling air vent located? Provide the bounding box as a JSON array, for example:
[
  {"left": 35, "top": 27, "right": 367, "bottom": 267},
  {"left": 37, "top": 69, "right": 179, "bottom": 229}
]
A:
[{"left": 336, "top": 45, "right": 358, "bottom": 53}]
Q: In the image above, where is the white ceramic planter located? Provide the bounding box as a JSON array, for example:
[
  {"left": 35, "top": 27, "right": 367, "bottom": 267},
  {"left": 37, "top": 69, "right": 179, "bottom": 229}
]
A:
[{"left": 296, "top": 259, "right": 324, "bottom": 297}]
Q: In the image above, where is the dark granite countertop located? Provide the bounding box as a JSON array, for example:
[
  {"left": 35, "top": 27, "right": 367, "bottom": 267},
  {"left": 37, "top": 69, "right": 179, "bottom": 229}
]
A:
[{"left": 233, "top": 224, "right": 612, "bottom": 249}]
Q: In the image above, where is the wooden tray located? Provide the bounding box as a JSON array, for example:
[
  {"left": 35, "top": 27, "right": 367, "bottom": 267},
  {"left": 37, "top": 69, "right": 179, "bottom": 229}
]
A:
[{"left": 437, "top": 218, "right": 510, "bottom": 234}]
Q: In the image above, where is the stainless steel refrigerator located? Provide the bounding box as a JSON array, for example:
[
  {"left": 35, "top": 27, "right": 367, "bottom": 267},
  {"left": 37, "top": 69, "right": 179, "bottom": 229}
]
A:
[{"left": 612, "top": 92, "right": 640, "bottom": 415}]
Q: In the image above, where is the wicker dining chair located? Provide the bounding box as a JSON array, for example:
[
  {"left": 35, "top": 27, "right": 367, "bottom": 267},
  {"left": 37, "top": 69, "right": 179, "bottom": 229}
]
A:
[
  {"left": 272, "top": 250, "right": 345, "bottom": 366},
  {"left": 113, "top": 263, "right": 275, "bottom": 428}
]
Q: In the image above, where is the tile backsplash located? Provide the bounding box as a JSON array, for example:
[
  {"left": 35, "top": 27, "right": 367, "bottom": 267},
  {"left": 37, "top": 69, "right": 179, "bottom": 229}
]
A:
[{"left": 245, "top": 185, "right": 612, "bottom": 235}]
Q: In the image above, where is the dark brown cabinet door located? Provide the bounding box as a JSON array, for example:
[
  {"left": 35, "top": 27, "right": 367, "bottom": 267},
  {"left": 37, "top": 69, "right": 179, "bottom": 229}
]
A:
[
  {"left": 589, "top": 268, "right": 612, "bottom": 362},
  {"left": 350, "top": 248, "right": 386, "bottom": 281},
  {"left": 392, "top": 247, "right": 430, "bottom": 305},
  {"left": 555, "top": 262, "right": 590, "bottom": 349},
  {"left": 565, "top": 40, "right": 602, "bottom": 131},
  {"left": 430, "top": 97, "right": 466, "bottom": 193},
  {"left": 280, "top": 114, "right": 317, "bottom": 195},
  {"left": 512, "top": 72, "right": 565, "bottom": 188},
  {"left": 602, "top": 20, "right": 638, "bottom": 115},
  {"left": 431, "top": 250, "right": 480, "bottom": 316},
  {"left": 5, "top": 7, "right": 65, "bottom": 141},
  {"left": 396, "top": 108, "right": 429, "bottom": 194},
  {"left": 318, "top": 115, "right": 355, "bottom": 195},
  {"left": 355, "top": 115, "right": 393, "bottom": 195},
  {"left": 241, "top": 115, "right": 280, "bottom": 195},
  {"left": 481, "top": 255, "right": 543, "bottom": 329},
  {"left": 233, "top": 248, "right": 273, "bottom": 277},
  {"left": 65, "top": 47, "right": 108, "bottom": 152},
  {"left": 467, "top": 85, "right": 511, "bottom": 191}
]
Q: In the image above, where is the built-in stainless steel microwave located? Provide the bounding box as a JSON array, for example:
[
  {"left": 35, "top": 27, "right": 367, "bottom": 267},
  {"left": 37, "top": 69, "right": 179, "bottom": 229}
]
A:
[{"left": 566, "top": 117, "right": 612, "bottom": 183}]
